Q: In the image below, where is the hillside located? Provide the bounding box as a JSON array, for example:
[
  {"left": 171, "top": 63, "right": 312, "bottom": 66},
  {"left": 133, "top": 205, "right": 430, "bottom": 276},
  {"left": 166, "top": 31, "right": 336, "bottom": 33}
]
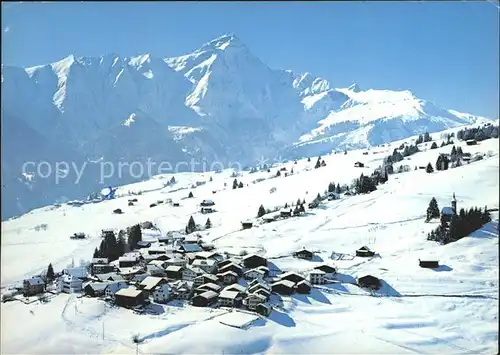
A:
[
  {"left": 1, "top": 126, "right": 498, "bottom": 354},
  {"left": 1, "top": 33, "right": 494, "bottom": 220}
]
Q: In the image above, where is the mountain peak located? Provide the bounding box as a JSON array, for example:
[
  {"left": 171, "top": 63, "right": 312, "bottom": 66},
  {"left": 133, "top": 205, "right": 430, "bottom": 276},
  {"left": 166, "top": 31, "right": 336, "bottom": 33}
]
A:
[
  {"left": 200, "top": 33, "right": 245, "bottom": 52},
  {"left": 347, "top": 82, "right": 361, "bottom": 92}
]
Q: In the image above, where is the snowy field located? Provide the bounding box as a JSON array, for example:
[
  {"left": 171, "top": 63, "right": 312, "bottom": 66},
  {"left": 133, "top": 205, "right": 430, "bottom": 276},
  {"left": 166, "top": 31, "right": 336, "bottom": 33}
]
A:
[{"left": 1, "top": 127, "right": 498, "bottom": 354}]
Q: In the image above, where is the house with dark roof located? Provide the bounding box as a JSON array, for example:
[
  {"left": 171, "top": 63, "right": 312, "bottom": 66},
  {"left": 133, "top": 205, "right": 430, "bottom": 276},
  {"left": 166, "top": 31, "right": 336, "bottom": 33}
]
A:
[
  {"left": 279, "top": 271, "right": 305, "bottom": 284},
  {"left": 195, "top": 282, "right": 222, "bottom": 295},
  {"left": 217, "top": 271, "right": 239, "bottom": 285},
  {"left": 242, "top": 254, "right": 267, "bottom": 268},
  {"left": 271, "top": 280, "right": 295, "bottom": 295},
  {"left": 313, "top": 264, "right": 337, "bottom": 275},
  {"left": 191, "top": 290, "right": 218, "bottom": 307},
  {"left": 165, "top": 265, "right": 184, "bottom": 279},
  {"left": 193, "top": 273, "right": 219, "bottom": 288},
  {"left": 218, "top": 290, "right": 243, "bottom": 307},
  {"left": 23, "top": 277, "right": 45, "bottom": 296},
  {"left": 419, "top": 259, "right": 439, "bottom": 269},
  {"left": 356, "top": 246, "right": 375, "bottom": 257},
  {"left": 295, "top": 280, "right": 311, "bottom": 294},
  {"left": 218, "top": 262, "right": 243, "bottom": 277},
  {"left": 256, "top": 303, "right": 272, "bottom": 316},
  {"left": 293, "top": 249, "right": 314, "bottom": 260},
  {"left": 179, "top": 244, "right": 203, "bottom": 254}
]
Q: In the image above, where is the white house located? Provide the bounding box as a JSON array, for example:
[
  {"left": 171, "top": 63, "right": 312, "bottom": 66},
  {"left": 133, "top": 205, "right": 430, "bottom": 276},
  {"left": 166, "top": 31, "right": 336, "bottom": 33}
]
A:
[
  {"left": 218, "top": 290, "right": 242, "bottom": 307},
  {"left": 191, "top": 259, "right": 217, "bottom": 274},
  {"left": 152, "top": 284, "right": 171, "bottom": 303},
  {"left": 59, "top": 275, "right": 83, "bottom": 293},
  {"left": 182, "top": 267, "right": 202, "bottom": 281},
  {"left": 309, "top": 270, "right": 326, "bottom": 285},
  {"left": 245, "top": 293, "right": 267, "bottom": 311},
  {"left": 244, "top": 268, "right": 266, "bottom": 281},
  {"left": 62, "top": 266, "right": 88, "bottom": 279}
]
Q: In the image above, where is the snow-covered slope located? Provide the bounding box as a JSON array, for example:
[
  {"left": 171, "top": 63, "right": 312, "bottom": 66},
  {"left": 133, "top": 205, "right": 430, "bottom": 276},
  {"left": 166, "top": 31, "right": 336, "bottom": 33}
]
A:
[
  {"left": 1, "top": 126, "right": 498, "bottom": 354},
  {"left": 1, "top": 33, "right": 493, "bottom": 219}
]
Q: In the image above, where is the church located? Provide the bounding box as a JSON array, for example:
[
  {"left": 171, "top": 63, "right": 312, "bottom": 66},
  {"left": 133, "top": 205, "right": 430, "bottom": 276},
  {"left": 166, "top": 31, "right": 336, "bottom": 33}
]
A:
[{"left": 440, "top": 193, "right": 457, "bottom": 223}]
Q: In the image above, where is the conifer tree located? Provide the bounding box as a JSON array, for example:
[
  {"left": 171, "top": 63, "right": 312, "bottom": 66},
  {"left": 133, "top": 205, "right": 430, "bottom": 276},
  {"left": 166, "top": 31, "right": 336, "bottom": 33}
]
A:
[
  {"left": 233, "top": 179, "right": 238, "bottom": 189},
  {"left": 424, "top": 131, "right": 431, "bottom": 142},
  {"left": 426, "top": 197, "right": 440, "bottom": 221},
  {"left": 205, "top": 218, "right": 212, "bottom": 229},
  {"left": 426, "top": 162, "right": 434, "bottom": 173},
  {"left": 336, "top": 183, "right": 341, "bottom": 194},
  {"left": 328, "top": 182, "right": 335, "bottom": 193},
  {"left": 430, "top": 142, "right": 438, "bottom": 149},
  {"left": 257, "top": 204, "right": 266, "bottom": 218},
  {"left": 297, "top": 198, "right": 302, "bottom": 206},
  {"left": 46, "top": 263, "right": 55, "bottom": 280},
  {"left": 314, "top": 157, "right": 322, "bottom": 169},
  {"left": 276, "top": 170, "right": 281, "bottom": 177},
  {"left": 187, "top": 216, "right": 196, "bottom": 234},
  {"left": 238, "top": 181, "right": 244, "bottom": 188},
  {"left": 93, "top": 247, "right": 100, "bottom": 258},
  {"left": 116, "top": 235, "right": 126, "bottom": 258},
  {"left": 188, "top": 191, "right": 194, "bottom": 198}
]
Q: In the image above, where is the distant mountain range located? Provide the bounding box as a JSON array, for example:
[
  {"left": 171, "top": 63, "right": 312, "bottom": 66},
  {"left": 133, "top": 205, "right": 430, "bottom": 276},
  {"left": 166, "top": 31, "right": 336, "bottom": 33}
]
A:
[{"left": 1, "top": 33, "right": 492, "bottom": 220}]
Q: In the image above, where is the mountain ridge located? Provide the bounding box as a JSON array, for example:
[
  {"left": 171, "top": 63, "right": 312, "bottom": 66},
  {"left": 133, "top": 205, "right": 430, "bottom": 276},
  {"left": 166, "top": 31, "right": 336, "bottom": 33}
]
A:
[{"left": 1, "top": 33, "right": 493, "bottom": 219}]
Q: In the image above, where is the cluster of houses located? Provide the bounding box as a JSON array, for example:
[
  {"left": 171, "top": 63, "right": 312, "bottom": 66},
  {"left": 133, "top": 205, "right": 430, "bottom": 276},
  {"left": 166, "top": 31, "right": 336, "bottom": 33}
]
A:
[{"left": 21, "top": 235, "right": 343, "bottom": 316}]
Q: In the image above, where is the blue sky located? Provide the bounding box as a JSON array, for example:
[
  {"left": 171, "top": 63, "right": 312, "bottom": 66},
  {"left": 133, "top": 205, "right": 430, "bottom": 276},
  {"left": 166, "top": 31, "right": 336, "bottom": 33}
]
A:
[{"left": 2, "top": 1, "right": 499, "bottom": 118}]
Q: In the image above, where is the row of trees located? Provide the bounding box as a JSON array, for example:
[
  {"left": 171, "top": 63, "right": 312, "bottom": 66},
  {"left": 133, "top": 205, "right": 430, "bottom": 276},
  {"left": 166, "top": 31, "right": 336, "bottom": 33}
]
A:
[
  {"left": 456, "top": 124, "right": 499, "bottom": 142},
  {"left": 415, "top": 132, "right": 432, "bottom": 144},
  {"left": 93, "top": 228, "right": 131, "bottom": 261},
  {"left": 233, "top": 179, "right": 244, "bottom": 189},
  {"left": 186, "top": 216, "right": 212, "bottom": 234},
  {"left": 427, "top": 206, "right": 491, "bottom": 244}
]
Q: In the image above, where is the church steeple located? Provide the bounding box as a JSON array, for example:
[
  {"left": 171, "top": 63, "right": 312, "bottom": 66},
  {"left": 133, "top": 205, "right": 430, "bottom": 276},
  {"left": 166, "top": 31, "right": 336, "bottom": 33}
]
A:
[{"left": 451, "top": 193, "right": 457, "bottom": 214}]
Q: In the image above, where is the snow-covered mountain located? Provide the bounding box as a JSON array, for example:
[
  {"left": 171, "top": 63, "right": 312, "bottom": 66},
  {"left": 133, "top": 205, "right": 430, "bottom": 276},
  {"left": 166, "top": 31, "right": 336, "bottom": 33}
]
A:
[{"left": 1, "top": 33, "right": 492, "bottom": 219}]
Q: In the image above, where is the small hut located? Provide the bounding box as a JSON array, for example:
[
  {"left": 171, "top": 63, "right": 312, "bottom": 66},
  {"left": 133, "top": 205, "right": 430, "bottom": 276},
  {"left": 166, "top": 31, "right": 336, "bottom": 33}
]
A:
[
  {"left": 356, "top": 246, "right": 375, "bottom": 257},
  {"left": 419, "top": 259, "right": 439, "bottom": 268},
  {"left": 241, "top": 221, "right": 253, "bottom": 230}
]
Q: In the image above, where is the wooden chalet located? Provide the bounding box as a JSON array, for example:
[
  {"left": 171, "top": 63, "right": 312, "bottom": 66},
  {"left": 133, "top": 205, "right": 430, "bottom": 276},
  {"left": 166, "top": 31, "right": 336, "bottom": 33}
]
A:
[
  {"left": 242, "top": 254, "right": 267, "bottom": 268},
  {"left": 241, "top": 221, "right": 253, "bottom": 230},
  {"left": 293, "top": 248, "right": 314, "bottom": 260},
  {"left": 218, "top": 262, "right": 243, "bottom": 277},
  {"left": 114, "top": 287, "right": 146, "bottom": 308},
  {"left": 295, "top": 280, "right": 311, "bottom": 294},
  {"left": 419, "top": 259, "right": 439, "bottom": 269},
  {"left": 23, "top": 277, "right": 45, "bottom": 296},
  {"left": 218, "top": 290, "right": 243, "bottom": 307},
  {"left": 356, "top": 246, "right": 375, "bottom": 257},
  {"left": 191, "top": 290, "right": 218, "bottom": 307},
  {"left": 313, "top": 264, "right": 337, "bottom": 275},
  {"left": 256, "top": 303, "right": 272, "bottom": 316},
  {"left": 279, "top": 271, "right": 305, "bottom": 284},
  {"left": 271, "top": 280, "right": 295, "bottom": 295}
]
